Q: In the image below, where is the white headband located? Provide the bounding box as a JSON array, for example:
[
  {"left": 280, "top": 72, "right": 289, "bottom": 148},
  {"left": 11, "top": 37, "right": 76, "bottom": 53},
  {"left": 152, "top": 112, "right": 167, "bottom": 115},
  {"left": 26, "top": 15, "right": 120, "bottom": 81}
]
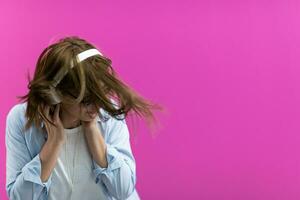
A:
[
  {"left": 76, "top": 48, "right": 103, "bottom": 63},
  {"left": 51, "top": 48, "right": 103, "bottom": 87}
]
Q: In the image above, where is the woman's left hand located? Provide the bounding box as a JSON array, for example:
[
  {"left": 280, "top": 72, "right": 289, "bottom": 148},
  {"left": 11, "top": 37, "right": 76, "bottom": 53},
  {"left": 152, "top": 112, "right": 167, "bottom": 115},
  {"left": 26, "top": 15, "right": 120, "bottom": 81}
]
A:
[{"left": 81, "top": 117, "right": 108, "bottom": 168}]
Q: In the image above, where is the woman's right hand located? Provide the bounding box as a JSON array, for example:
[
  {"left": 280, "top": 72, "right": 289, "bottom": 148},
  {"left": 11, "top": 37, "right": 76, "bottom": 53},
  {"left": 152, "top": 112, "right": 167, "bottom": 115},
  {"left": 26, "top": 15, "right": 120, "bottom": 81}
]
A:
[
  {"left": 38, "top": 103, "right": 66, "bottom": 182},
  {"left": 39, "top": 103, "right": 65, "bottom": 144}
]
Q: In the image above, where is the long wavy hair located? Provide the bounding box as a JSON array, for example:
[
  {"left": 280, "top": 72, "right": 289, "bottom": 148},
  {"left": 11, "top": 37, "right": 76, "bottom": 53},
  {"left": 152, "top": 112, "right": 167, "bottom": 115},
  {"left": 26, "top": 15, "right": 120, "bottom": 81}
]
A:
[{"left": 17, "top": 36, "right": 163, "bottom": 135}]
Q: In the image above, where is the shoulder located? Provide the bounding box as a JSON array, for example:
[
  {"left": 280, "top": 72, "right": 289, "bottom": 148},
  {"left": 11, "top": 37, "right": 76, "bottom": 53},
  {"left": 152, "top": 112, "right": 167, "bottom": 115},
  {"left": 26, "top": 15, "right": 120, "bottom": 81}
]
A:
[
  {"left": 105, "top": 99, "right": 128, "bottom": 133},
  {"left": 6, "top": 102, "right": 27, "bottom": 119},
  {"left": 99, "top": 98, "right": 125, "bottom": 121},
  {"left": 6, "top": 102, "right": 27, "bottom": 123}
]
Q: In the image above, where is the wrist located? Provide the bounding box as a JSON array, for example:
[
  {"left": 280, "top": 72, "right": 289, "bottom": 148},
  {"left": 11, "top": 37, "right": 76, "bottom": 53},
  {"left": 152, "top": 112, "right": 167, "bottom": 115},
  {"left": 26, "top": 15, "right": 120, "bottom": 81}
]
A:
[{"left": 47, "top": 136, "right": 65, "bottom": 146}]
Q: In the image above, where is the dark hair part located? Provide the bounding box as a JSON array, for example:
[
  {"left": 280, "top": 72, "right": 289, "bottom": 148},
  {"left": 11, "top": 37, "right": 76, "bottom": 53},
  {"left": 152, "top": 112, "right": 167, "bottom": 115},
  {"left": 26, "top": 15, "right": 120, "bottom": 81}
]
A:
[{"left": 17, "top": 36, "right": 164, "bottom": 135}]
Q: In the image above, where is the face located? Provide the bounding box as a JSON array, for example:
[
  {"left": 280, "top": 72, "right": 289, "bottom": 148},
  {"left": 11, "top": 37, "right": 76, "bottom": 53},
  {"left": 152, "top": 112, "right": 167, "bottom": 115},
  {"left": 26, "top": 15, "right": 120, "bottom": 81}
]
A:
[{"left": 61, "top": 92, "right": 100, "bottom": 122}]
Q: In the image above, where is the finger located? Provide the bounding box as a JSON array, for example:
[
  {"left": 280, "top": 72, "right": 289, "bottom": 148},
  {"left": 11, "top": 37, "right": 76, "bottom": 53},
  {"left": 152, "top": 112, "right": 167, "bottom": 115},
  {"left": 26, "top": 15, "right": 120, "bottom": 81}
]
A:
[
  {"left": 41, "top": 105, "right": 52, "bottom": 127},
  {"left": 44, "top": 104, "right": 50, "bottom": 119},
  {"left": 54, "top": 104, "right": 60, "bottom": 121},
  {"left": 38, "top": 104, "right": 47, "bottom": 120}
]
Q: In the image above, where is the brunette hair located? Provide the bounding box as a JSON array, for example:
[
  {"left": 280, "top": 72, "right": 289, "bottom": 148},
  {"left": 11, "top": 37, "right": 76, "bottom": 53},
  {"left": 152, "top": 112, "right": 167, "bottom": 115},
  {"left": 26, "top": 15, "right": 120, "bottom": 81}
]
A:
[{"left": 17, "top": 36, "right": 164, "bottom": 135}]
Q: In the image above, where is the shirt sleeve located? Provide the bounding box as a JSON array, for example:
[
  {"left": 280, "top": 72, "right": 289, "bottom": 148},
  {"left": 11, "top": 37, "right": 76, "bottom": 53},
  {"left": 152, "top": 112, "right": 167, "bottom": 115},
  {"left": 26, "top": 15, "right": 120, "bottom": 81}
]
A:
[
  {"left": 92, "top": 114, "right": 137, "bottom": 200},
  {"left": 5, "top": 104, "right": 53, "bottom": 200}
]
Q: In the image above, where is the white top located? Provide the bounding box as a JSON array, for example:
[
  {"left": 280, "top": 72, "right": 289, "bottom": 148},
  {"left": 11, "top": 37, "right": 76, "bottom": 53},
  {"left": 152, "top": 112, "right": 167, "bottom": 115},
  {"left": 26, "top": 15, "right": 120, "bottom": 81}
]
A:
[{"left": 48, "top": 125, "right": 106, "bottom": 200}]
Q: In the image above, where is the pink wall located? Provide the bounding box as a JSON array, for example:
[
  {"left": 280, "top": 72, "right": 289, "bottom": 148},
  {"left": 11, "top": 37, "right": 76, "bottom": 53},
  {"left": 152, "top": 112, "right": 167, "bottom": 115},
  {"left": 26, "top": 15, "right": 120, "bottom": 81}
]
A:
[{"left": 1, "top": 0, "right": 300, "bottom": 199}]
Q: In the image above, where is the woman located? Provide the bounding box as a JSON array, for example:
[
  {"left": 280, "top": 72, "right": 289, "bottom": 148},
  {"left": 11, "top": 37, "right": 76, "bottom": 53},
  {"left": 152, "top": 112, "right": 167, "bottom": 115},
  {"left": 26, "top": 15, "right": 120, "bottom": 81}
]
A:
[{"left": 5, "top": 36, "right": 162, "bottom": 200}]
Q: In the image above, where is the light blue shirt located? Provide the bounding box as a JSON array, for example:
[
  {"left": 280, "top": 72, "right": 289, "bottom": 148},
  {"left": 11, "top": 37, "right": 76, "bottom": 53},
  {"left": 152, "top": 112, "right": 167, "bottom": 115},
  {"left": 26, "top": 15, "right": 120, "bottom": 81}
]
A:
[{"left": 5, "top": 102, "right": 140, "bottom": 200}]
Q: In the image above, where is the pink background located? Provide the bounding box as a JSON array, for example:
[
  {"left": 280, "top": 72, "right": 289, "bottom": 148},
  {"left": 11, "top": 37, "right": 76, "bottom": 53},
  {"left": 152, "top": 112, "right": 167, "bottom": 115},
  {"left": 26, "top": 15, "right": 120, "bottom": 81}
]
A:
[{"left": 1, "top": 0, "right": 300, "bottom": 199}]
